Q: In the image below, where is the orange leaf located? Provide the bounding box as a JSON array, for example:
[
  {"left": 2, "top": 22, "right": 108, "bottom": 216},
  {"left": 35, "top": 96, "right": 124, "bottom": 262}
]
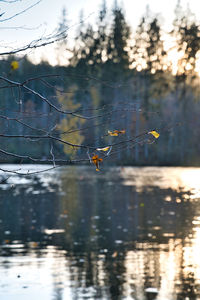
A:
[
  {"left": 92, "top": 154, "right": 103, "bottom": 171},
  {"left": 112, "top": 251, "right": 118, "bottom": 258},
  {"left": 108, "top": 130, "right": 126, "bottom": 136}
]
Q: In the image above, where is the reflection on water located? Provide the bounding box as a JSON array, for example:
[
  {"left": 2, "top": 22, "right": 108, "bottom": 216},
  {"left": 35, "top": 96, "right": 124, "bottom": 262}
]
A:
[{"left": 1, "top": 166, "right": 200, "bottom": 299}]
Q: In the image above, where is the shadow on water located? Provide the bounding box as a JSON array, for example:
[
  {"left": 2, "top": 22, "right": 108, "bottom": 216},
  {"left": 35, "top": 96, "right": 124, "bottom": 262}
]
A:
[{"left": 0, "top": 166, "right": 200, "bottom": 299}]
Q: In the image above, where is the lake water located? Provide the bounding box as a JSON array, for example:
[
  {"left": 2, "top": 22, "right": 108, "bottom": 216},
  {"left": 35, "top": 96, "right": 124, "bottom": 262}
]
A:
[{"left": 0, "top": 165, "right": 200, "bottom": 300}]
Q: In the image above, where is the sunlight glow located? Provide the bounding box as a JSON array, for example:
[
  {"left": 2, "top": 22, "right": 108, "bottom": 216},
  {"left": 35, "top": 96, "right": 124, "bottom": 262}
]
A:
[
  {"left": 183, "top": 226, "right": 200, "bottom": 282},
  {"left": 156, "top": 239, "right": 176, "bottom": 300},
  {"left": 121, "top": 167, "right": 200, "bottom": 197}
]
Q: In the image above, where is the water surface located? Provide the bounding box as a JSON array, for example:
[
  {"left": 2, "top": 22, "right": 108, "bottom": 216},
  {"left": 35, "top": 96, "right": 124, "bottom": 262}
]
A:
[{"left": 0, "top": 166, "right": 200, "bottom": 300}]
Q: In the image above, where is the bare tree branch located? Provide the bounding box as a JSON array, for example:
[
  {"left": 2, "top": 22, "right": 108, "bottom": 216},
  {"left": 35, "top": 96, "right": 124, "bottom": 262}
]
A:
[
  {"left": 0, "top": 0, "right": 42, "bottom": 23},
  {"left": 0, "top": 31, "right": 67, "bottom": 56}
]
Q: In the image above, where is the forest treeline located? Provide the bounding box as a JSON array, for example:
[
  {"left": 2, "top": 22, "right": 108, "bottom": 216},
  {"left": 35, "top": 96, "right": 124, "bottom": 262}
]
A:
[{"left": 1, "top": 1, "right": 200, "bottom": 166}]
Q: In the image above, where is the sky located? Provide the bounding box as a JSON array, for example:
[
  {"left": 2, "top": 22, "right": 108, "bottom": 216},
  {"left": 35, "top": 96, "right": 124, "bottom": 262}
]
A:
[{"left": 0, "top": 0, "right": 200, "bottom": 64}]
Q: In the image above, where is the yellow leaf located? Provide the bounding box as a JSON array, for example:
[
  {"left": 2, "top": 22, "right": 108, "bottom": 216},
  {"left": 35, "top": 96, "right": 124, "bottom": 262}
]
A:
[
  {"left": 108, "top": 130, "right": 126, "bottom": 136},
  {"left": 108, "top": 130, "right": 118, "bottom": 136},
  {"left": 149, "top": 130, "right": 160, "bottom": 139},
  {"left": 11, "top": 60, "right": 19, "bottom": 70},
  {"left": 96, "top": 146, "right": 110, "bottom": 152}
]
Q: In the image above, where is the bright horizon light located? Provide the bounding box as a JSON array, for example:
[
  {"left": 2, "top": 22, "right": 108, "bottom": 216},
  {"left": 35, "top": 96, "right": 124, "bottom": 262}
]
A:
[{"left": 0, "top": 0, "right": 200, "bottom": 72}]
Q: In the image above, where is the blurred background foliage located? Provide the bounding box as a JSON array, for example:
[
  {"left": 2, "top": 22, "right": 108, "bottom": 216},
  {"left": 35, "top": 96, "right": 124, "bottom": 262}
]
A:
[{"left": 1, "top": 0, "right": 200, "bottom": 166}]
